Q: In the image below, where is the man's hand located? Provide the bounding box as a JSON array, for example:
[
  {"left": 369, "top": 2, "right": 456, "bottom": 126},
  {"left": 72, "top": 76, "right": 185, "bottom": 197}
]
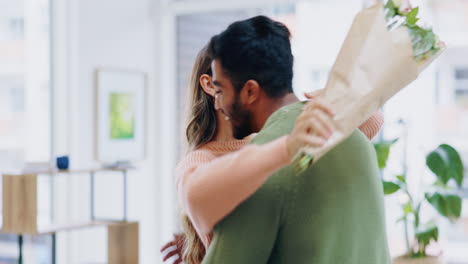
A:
[{"left": 161, "top": 233, "right": 185, "bottom": 264}]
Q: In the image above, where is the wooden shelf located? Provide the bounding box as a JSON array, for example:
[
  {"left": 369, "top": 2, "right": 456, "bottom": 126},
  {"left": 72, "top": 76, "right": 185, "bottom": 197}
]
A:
[
  {"left": 2, "top": 174, "right": 37, "bottom": 234},
  {"left": 1, "top": 220, "right": 133, "bottom": 235},
  {"left": 1, "top": 220, "right": 139, "bottom": 264},
  {"left": 108, "top": 222, "right": 139, "bottom": 264},
  {"left": 36, "top": 220, "right": 124, "bottom": 235},
  {"left": 1, "top": 167, "right": 134, "bottom": 176},
  {"left": 1, "top": 171, "right": 139, "bottom": 263}
]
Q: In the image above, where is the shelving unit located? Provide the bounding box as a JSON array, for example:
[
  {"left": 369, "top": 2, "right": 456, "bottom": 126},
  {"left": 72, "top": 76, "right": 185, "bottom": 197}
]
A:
[{"left": 1, "top": 168, "right": 139, "bottom": 264}]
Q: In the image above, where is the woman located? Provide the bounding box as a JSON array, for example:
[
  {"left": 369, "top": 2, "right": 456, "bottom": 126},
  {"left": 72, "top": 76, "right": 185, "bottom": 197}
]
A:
[{"left": 161, "top": 46, "right": 384, "bottom": 264}]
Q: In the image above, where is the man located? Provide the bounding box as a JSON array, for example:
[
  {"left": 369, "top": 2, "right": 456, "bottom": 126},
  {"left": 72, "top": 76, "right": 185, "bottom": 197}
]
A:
[{"left": 201, "top": 16, "right": 391, "bottom": 264}]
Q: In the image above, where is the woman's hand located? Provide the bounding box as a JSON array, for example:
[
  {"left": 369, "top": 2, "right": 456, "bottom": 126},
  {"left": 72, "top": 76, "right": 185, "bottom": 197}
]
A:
[
  {"left": 304, "top": 89, "right": 325, "bottom": 100},
  {"left": 161, "top": 233, "right": 185, "bottom": 264},
  {"left": 286, "top": 98, "right": 335, "bottom": 161}
]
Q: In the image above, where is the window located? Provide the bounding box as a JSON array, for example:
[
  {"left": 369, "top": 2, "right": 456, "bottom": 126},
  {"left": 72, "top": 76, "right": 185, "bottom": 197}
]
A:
[
  {"left": 0, "top": 0, "right": 52, "bottom": 262},
  {"left": 455, "top": 67, "right": 468, "bottom": 106},
  {"left": 0, "top": 0, "right": 51, "bottom": 167}
]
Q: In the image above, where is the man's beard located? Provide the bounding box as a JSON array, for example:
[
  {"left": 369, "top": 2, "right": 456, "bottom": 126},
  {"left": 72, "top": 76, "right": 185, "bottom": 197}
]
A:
[{"left": 228, "top": 97, "right": 255, "bottom": 140}]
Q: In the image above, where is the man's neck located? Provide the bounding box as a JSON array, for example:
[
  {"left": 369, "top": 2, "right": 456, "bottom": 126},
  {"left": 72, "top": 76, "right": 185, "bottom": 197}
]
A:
[
  {"left": 255, "top": 92, "right": 299, "bottom": 132},
  {"left": 274, "top": 92, "right": 299, "bottom": 110}
]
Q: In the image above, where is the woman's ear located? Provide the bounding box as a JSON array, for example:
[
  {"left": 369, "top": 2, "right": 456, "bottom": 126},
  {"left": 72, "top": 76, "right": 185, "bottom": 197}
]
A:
[
  {"left": 200, "top": 74, "right": 216, "bottom": 96},
  {"left": 240, "top": 80, "right": 260, "bottom": 105},
  {"left": 200, "top": 74, "right": 222, "bottom": 110}
]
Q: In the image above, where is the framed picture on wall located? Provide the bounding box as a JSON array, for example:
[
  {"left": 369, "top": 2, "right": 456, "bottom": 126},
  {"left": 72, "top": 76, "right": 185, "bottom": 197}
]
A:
[{"left": 95, "top": 69, "right": 147, "bottom": 163}]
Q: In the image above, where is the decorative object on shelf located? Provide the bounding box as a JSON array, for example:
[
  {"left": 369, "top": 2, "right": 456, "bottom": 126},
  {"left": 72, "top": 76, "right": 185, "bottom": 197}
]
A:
[
  {"left": 95, "top": 69, "right": 147, "bottom": 163},
  {"left": 102, "top": 160, "right": 135, "bottom": 170},
  {"left": 56, "top": 156, "right": 69, "bottom": 170},
  {"left": 375, "top": 137, "right": 465, "bottom": 263}
]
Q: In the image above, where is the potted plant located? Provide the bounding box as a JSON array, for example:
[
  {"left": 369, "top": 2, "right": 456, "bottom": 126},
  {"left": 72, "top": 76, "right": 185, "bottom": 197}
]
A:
[{"left": 375, "top": 139, "right": 465, "bottom": 264}]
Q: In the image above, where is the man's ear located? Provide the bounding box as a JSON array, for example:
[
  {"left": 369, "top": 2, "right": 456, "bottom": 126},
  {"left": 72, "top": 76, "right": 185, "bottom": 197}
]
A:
[
  {"left": 200, "top": 74, "right": 215, "bottom": 96},
  {"left": 240, "top": 80, "right": 260, "bottom": 105}
]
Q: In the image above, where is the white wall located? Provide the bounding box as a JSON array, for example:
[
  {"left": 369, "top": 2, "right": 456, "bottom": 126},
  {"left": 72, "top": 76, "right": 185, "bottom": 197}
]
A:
[{"left": 52, "top": 0, "right": 165, "bottom": 263}]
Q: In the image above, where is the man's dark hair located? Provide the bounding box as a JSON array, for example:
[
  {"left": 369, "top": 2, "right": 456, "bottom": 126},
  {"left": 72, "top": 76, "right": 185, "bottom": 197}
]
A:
[{"left": 208, "top": 15, "right": 294, "bottom": 98}]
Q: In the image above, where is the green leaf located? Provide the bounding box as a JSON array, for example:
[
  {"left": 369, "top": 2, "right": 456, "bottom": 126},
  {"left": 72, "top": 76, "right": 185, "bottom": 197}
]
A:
[
  {"left": 293, "top": 152, "right": 314, "bottom": 175},
  {"left": 415, "top": 223, "right": 439, "bottom": 246},
  {"left": 384, "top": 0, "right": 396, "bottom": 9},
  {"left": 384, "top": 0, "right": 398, "bottom": 20},
  {"left": 440, "top": 144, "right": 465, "bottom": 187},
  {"left": 426, "top": 144, "right": 465, "bottom": 186},
  {"left": 383, "top": 181, "right": 400, "bottom": 195},
  {"left": 414, "top": 203, "right": 422, "bottom": 227},
  {"left": 405, "top": 7, "right": 419, "bottom": 25},
  {"left": 427, "top": 150, "right": 450, "bottom": 184},
  {"left": 374, "top": 139, "right": 398, "bottom": 169},
  {"left": 407, "top": 25, "right": 437, "bottom": 59},
  {"left": 425, "top": 192, "right": 462, "bottom": 220},
  {"left": 396, "top": 175, "right": 406, "bottom": 184},
  {"left": 403, "top": 202, "right": 413, "bottom": 214}
]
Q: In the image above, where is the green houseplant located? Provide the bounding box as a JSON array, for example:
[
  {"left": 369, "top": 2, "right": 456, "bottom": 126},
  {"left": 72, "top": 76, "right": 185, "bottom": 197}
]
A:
[{"left": 375, "top": 140, "right": 465, "bottom": 263}]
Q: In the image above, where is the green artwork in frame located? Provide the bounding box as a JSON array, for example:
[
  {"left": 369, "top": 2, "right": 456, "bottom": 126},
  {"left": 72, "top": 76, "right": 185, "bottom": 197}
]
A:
[
  {"left": 96, "top": 69, "right": 146, "bottom": 162},
  {"left": 109, "top": 92, "right": 135, "bottom": 140}
]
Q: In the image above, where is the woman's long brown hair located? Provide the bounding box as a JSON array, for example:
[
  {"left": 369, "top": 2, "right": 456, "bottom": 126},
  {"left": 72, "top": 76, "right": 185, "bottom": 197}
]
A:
[
  {"left": 185, "top": 46, "right": 217, "bottom": 150},
  {"left": 181, "top": 45, "right": 216, "bottom": 264}
]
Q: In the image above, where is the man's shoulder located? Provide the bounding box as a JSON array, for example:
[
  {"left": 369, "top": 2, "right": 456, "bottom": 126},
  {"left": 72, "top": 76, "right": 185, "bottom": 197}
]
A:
[{"left": 251, "top": 102, "right": 304, "bottom": 145}]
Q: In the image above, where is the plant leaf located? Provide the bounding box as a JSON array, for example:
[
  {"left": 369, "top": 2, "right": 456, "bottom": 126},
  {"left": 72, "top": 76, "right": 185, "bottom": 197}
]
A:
[
  {"left": 384, "top": 0, "right": 398, "bottom": 20},
  {"left": 440, "top": 144, "right": 465, "bottom": 187},
  {"left": 407, "top": 24, "right": 437, "bottom": 60},
  {"left": 425, "top": 192, "right": 462, "bottom": 220},
  {"left": 396, "top": 175, "right": 406, "bottom": 184},
  {"left": 383, "top": 181, "right": 400, "bottom": 195},
  {"left": 403, "top": 202, "right": 413, "bottom": 214},
  {"left": 426, "top": 149, "right": 450, "bottom": 184},
  {"left": 426, "top": 144, "right": 465, "bottom": 186},
  {"left": 385, "top": 0, "right": 396, "bottom": 9},
  {"left": 415, "top": 224, "right": 439, "bottom": 246},
  {"left": 405, "top": 7, "right": 419, "bottom": 25},
  {"left": 374, "top": 139, "right": 398, "bottom": 169},
  {"left": 293, "top": 152, "right": 314, "bottom": 175}
]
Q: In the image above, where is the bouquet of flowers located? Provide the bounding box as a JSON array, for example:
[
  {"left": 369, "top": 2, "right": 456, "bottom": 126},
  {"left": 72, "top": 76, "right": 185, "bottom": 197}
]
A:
[
  {"left": 294, "top": 0, "right": 445, "bottom": 174},
  {"left": 385, "top": 0, "right": 445, "bottom": 63}
]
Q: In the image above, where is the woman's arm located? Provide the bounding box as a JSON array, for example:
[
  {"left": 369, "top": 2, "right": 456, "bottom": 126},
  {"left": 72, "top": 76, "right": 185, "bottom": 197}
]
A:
[
  {"left": 358, "top": 111, "right": 384, "bottom": 140},
  {"left": 177, "top": 99, "right": 336, "bottom": 239},
  {"left": 304, "top": 90, "right": 384, "bottom": 140},
  {"left": 177, "top": 108, "right": 383, "bottom": 240},
  {"left": 176, "top": 136, "right": 290, "bottom": 237}
]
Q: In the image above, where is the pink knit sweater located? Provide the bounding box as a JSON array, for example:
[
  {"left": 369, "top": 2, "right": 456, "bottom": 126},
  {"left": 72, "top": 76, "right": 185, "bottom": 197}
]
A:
[{"left": 176, "top": 111, "right": 384, "bottom": 248}]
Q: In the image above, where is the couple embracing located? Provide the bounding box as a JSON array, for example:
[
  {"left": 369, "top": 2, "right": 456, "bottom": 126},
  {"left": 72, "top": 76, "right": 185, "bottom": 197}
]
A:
[{"left": 163, "top": 15, "right": 390, "bottom": 264}]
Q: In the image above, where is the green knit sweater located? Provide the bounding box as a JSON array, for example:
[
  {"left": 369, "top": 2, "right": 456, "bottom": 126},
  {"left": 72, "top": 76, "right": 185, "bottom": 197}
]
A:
[{"left": 202, "top": 102, "right": 391, "bottom": 264}]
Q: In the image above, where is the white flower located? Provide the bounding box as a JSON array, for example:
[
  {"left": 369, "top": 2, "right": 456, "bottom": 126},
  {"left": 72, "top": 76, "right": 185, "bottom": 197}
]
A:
[
  {"left": 399, "top": 0, "right": 413, "bottom": 14},
  {"left": 436, "top": 41, "right": 446, "bottom": 49}
]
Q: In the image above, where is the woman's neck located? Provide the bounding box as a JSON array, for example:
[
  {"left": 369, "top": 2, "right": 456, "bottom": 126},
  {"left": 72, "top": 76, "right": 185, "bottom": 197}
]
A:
[{"left": 215, "top": 111, "right": 235, "bottom": 142}]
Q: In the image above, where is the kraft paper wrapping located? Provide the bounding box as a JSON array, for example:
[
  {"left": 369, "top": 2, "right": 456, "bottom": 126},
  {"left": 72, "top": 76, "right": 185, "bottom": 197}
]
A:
[{"left": 301, "top": 3, "right": 441, "bottom": 162}]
